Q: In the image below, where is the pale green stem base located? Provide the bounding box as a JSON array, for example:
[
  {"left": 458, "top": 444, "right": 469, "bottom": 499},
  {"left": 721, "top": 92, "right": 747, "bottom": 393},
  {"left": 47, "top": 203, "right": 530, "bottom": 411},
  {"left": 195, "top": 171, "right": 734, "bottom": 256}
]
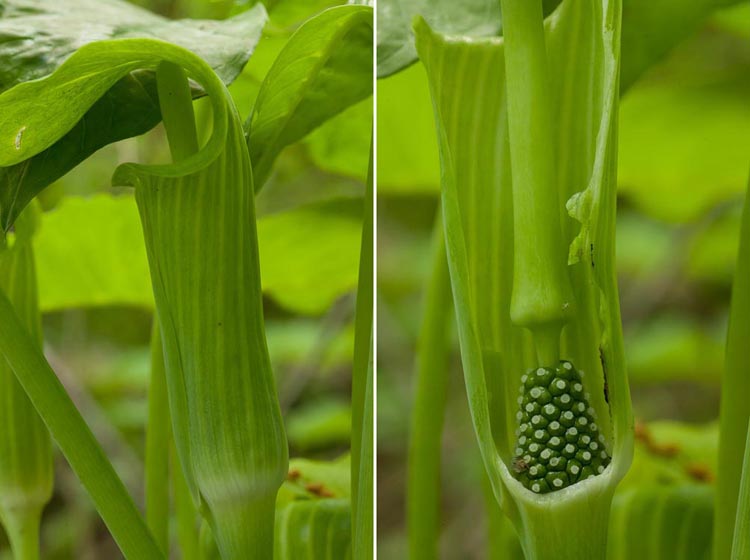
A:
[
  {"left": 2, "top": 506, "right": 42, "bottom": 560},
  {"left": 207, "top": 495, "right": 277, "bottom": 560}
]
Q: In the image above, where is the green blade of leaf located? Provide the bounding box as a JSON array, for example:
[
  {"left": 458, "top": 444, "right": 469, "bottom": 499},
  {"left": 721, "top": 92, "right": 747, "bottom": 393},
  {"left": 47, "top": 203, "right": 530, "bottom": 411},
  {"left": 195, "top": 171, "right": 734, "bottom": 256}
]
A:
[
  {"left": 0, "top": 0, "right": 268, "bottom": 230},
  {"left": 246, "top": 4, "right": 373, "bottom": 188},
  {"left": 715, "top": 176, "right": 750, "bottom": 560},
  {"left": 351, "top": 143, "right": 373, "bottom": 560},
  {"left": 732, "top": 420, "right": 750, "bottom": 560}
]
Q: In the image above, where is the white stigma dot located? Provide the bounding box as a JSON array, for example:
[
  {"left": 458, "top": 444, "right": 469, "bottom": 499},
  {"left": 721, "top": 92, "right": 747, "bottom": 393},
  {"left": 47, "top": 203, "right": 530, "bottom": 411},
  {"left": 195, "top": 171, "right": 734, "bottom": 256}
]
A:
[
  {"left": 577, "top": 403, "right": 586, "bottom": 413},
  {"left": 519, "top": 436, "right": 527, "bottom": 445},
  {"left": 532, "top": 483, "right": 541, "bottom": 492},
  {"left": 536, "top": 368, "right": 545, "bottom": 376},
  {"left": 524, "top": 455, "right": 532, "bottom": 463},
  {"left": 560, "top": 394, "right": 571, "bottom": 404},
  {"left": 581, "top": 435, "right": 591, "bottom": 444},
  {"left": 541, "top": 449, "right": 551, "bottom": 460},
  {"left": 570, "top": 465, "right": 580, "bottom": 474},
  {"left": 573, "top": 383, "right": 583, "bottom": 392},
  {"left": 532, "top": 415, "right": 542, "bottom": 425},
  {"left": 530, "top": 466, "right": 538, "bottom": 475},
  {"left": 600, "top": 451, "right": 608, "bottom": 459},
  {"left": 521, "top": 375, "right": 528, "bottom": 383},
  {"left": 587, "top": 407, "right": 595, "bottom": 416},
  {"left": 516, "top": 411, "right": 523, "bottom": 421},
  {"left": 550, "top": 421, "right": 560, "bottom": 430},
  {"left": 590, "top": 423, "right": 598, "bottom": 431},
  {"left": 550, "top": 458, "right": 560, "bottom": 467},
  {"left": 544, "top": 404, "right": 555, "bottom": 414},
  {"left": 535, "top": 430, "right": 544, "bottom": 439},
  {"left": 599, "top": 434, "right": 606, "bottom": 443},
  {"left": 568, "top": 427, "right": 578, "bottom": 436},
  {"left": 590, "top": 442, "right": 599, "bottom": 451},
  {"left": 515, "top": 447, "right": 523, "bottom": 455},
  {"left": 531, "top": 387, "right": 542, "bottom": 398},
  {"left": 530, "top": 443, "right": 539, "bottom": 452},
  {"left": 517, "top": 396, "right": 523, "bottom": 405},
  {"left": 526, "top": 404, "right": 534, "bottom": 412},
  {"left": 550, "top": 437, "right": 560, "bottom": 446},
  {"left": 563, "top": 412, "right": 574, "bottom": 421},
  {"left": 564, "top": 362, "right": 572, "bottom": 370},
  {"left": 579, "top": 418, "right": 588, "bottom": 426},
  {"left": 597, "top": 465, "right": 605, "bottom": 474},
  {"left": 553, "top": 478, "right": 563, "bottom": 488},
  {"left": 583, "top": 451, "right": 591, "bottom": 461},
  {"left": 565, "top": 444, "right": 575, "bottom": 454},
  {"left": 556, "top": 380, "right": 566, "bottom": 389}
]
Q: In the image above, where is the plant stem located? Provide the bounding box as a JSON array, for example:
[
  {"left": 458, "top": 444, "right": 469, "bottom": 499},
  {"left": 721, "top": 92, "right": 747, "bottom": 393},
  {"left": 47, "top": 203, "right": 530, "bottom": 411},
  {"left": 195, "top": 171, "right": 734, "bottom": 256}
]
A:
[
  {"left": 732, "top": 419, "right": 750, "bottom": 559},
  {"left": 145, "top": 320, "right": 170, "bottom": 554},
  {"left": 716, "top": 176, "right": 750, "bottom": 560},
  {"left": 2, "top": 507, "right": 42, "bottom": 560},
  {"left": 156, "top": 61, "right": 199, "bottom": 161},
  {"left": 500, "top": 0, "right": 573, "bottom": 356},
  {"left": 407, "top": 214, "right": 451, "bottom": 560},
  {"left": 0, "top": 292, "right": 163, "bottom": 559},
  {"left": 352, "top": 139, "right": 374, "bottom": 559}
]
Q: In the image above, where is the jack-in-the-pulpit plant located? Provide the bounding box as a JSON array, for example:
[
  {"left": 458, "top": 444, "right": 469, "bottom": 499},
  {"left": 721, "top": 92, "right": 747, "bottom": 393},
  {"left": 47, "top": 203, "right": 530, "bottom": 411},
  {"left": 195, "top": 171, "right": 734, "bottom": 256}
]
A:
[{"left": 414, "top": 0, "right": 633, "bottom": 557}]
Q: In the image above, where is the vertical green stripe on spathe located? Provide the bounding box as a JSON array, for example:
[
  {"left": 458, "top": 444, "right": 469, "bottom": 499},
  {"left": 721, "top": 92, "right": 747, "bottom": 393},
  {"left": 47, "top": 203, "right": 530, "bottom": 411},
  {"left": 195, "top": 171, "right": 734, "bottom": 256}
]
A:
[
  {"left": 0, "top": 205, "right": 53, "bottom": 560},
  {"left": 113, "top": 47, "right": 288, "bottom": 559}
]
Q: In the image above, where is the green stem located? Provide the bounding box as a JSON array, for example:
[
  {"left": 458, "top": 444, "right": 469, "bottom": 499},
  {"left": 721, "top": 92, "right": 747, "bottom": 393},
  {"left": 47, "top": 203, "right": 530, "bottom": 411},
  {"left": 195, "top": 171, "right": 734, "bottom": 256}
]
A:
[
  {"left": 407, "top": 214, "right": 451, "bottom": 560},
  {"left": 352, "top": 138, "right": 374, "bottom": 559},
  {"left": 715, "top": 177, "right": 750, "bottom": 560},
  {"left": 500, "top": 0, "right": 573, "bottom": 351},
  {"left": 732, "top": 419, "right": 750, "bottom": 559},
  {"left": 145, "top": 320, "right": 170, "bottom": 554},
  {"left": 0, "top": 292, "right": 163, "bottom": 559},
  {"left": 156, "top": 61, "right": 199, "bottom": 162},
  {"left": 207, "top": 496, "right": 276, "bottom": 559},
  {"left": 3, "top": 507, "right": 41, "bottom": 560}
]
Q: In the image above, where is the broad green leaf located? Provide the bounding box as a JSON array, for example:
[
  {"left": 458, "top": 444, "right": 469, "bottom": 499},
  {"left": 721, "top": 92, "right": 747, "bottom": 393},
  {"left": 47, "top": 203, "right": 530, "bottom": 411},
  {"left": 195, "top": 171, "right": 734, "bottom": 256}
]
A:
[
  {"left": 305, "top": 98, "right": 373, "bottom": 180},
  {"left": 246, "top": 4, "right": 373, "bottom": 188},
  {"left": 34, "top": 195, "right": 154, "bottom": 311},
  {"left": 608, "top": 485, "right": 713, "bottom": 560},
  {"left": 0, "top": 0, "right": 268, "bottom": 230},
  {"left": 415, "top": 1, "right": 631, "bottom": 556},
  {"left": 376, "top": 63, "right": 440, "bottom": 194},
  {"left": 286, "top": 398, "right": 351, "bottom": 451},
  {"left": 376, "top": 0, "right": 502, "bottom": 78},
  {"left": 31, "top": 194, "right": 361, "bottom": 315},
  {"left": 618, "top": 79, "right": 750, "bottom": 223}
]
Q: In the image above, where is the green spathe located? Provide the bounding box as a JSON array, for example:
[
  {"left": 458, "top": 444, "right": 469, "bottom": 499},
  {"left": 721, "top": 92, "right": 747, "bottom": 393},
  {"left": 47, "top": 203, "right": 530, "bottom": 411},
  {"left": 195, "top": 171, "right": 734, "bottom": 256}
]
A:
[
  {"left": 413, "top": 0, "right": 633, "bottom": 557},
  {"left": 114, "top": 48, "right": 288, "bottom": 558}
]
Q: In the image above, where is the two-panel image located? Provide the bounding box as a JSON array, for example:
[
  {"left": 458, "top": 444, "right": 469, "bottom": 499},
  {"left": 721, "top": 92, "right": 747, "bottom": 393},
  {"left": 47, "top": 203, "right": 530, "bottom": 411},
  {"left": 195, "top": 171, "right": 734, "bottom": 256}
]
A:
[{"left": 0, "top": 0, "right": 747, "bottom": 558}]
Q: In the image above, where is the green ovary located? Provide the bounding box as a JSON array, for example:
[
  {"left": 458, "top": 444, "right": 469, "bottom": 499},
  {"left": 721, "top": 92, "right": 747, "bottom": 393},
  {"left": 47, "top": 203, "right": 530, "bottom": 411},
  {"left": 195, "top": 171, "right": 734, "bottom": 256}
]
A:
[{"left": 512, "top": 361, "right": 611, "bottom": 494}]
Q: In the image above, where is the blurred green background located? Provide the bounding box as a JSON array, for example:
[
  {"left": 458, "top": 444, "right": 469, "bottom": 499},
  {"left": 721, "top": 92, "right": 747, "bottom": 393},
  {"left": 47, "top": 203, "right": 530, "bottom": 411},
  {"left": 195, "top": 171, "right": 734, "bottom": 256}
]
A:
[
  {"left": 377, "top": 4, "right": 750, "bottom": 558},
  {"left": 0, "top": 0, "right": 371, "bottom": 558}
]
